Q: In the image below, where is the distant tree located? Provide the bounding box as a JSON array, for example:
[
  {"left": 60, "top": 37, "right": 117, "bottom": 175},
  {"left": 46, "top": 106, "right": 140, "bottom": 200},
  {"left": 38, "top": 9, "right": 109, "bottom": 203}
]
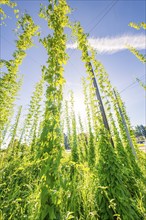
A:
[{"left": 134, "top": 125, "right": 146, "bottom": 138}]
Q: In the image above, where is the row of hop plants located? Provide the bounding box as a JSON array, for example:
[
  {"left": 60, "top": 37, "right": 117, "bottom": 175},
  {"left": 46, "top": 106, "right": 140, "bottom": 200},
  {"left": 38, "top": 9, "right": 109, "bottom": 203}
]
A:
[
  {"left": 0, "top": 0, "right": 146, "bottom": 219},
  {"left": 0, "top": 10, "right": 40, "bottom": 147}
]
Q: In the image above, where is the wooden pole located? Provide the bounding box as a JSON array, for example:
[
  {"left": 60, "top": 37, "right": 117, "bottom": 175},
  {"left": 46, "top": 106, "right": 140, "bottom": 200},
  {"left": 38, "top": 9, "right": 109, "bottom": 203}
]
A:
[
  {"left": 113, "top": 89, "right": 137, "bottom": 158},
  {"left": 88, "top": 61, "right": 115, "bottom": 148}
]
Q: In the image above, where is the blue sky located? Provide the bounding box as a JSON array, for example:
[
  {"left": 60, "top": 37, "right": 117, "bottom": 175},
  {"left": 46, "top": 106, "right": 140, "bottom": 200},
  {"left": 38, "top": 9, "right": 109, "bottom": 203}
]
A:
[{"left": 1, "top": 0, "right": 146, "bottom": 126}]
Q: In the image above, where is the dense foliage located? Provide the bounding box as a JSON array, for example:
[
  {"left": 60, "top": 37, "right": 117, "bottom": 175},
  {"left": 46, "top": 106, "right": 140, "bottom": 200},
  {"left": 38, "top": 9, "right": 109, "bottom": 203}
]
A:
[{"left": 0, "top": 0, "right": 146, "bottom": 220}]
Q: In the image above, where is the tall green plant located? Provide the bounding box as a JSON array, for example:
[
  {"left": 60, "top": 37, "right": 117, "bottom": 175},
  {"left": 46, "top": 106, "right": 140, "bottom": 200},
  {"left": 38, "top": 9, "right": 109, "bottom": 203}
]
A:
[
  {"left": 128, "top": 22, "right": 146, "bottom": 63},
  {"left": 38, "top": 0, "right": 70, "bottom": 219},
  {"left": 19, "top": 75, "right": 44, "bottom": 148},
  {"left": 78, "top": 115, "right": 88, "bottom": 163},
  {"left": 82, "top": 78, "right": 95, "bottom": 168},
  {"left": 9, "top": 105, "right": 22, "bottom": 156},
  {"left": 64, "top": 100, "right": 71, "bottom": 148},
  {"left": 0, "top": 13, "right": 39, "bottom": 146},
  {"left": 70, "top": 92, "right": 79, "bottom": 162}
]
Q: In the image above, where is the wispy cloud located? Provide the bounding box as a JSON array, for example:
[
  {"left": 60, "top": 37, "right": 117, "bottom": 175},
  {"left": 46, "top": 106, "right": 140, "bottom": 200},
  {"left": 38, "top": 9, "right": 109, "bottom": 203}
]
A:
[{"left": 67, "top": 34, "right": 146, "bottom": 54}]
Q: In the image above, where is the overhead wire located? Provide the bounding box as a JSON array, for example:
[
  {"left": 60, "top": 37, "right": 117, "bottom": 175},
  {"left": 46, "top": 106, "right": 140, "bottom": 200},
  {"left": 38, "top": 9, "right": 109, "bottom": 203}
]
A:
[
  {"left": 67, "top": 0, "right": 119, "bottom": 59},
  {"left": 120, "top": 74, "right": 145, "bottom": 93},
  {"left": 66, "top": 0, "right": 117, "bottom": 75},
  {"left": 88, "top": 0, "right": 119, "bottom": 33}
]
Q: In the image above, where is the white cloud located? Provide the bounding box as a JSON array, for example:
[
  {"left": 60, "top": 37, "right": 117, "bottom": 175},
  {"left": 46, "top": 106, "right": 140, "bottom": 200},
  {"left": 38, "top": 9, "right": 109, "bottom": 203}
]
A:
[{"left": 67, "top": 34, "right": 146, "bottom": 54}]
